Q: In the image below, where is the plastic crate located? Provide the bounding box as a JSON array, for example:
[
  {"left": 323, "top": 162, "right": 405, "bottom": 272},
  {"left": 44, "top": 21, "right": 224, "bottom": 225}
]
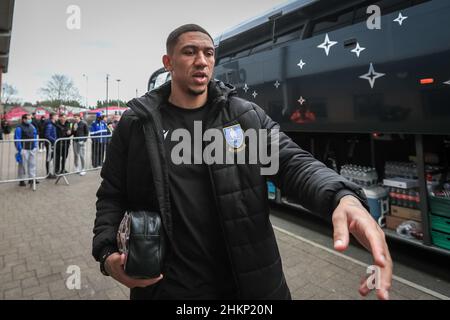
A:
[
  {"left": 430, "top": 214, "right": 450, "bottom": 234},
  {"left": 429, "top": 195, "right": 450, "bottom": 218},
  {"left": 431, "top": 229, "right": 450, "bottom": 251}
]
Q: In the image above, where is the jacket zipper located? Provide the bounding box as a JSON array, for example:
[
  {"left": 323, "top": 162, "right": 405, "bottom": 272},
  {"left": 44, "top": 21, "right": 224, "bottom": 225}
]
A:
[
  {"left": 206, "top": 165, "right": 241, "bottom": 298},
  {"left": 203, "top": 96, "right": 242, "bottom": 298},
  {"left": 141, "top": 122, "right": 172, "bottom": 245}
]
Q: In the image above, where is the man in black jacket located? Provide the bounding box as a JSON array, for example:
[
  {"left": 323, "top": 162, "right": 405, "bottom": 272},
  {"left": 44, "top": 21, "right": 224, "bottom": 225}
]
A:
[
  {"left": 54, "top": 113, "right": 72, "bottom": 174},
  {"left": 93, "top": 24, "right": 392, "bottom": 300},
  {"left": 38, "top": 115, "right": 47, "bottom": 151},
  {"left": 31, "top": 113, "right": 40, "bottom": 133}
]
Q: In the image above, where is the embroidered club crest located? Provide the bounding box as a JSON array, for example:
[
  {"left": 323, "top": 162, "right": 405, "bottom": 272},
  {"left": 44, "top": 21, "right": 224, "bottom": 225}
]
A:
[{"left": 223, "top": 124, "right": 244, "bottom": 149}]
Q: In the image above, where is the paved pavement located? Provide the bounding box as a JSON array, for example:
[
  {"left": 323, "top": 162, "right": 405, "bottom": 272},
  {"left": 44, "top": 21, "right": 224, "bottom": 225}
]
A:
[{"left": 0, "top": 171, "right": 442, "bottom": 300}]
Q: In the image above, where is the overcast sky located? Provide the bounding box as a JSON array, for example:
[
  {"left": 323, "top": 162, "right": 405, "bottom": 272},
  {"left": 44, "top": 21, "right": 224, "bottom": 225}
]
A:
[{"left": 4, "top": 0, "right": 286, "bottom": 107}]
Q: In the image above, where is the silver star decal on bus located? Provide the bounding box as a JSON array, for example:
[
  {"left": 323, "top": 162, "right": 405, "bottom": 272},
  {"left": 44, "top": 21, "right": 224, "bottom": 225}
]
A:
[
  {"left": 317, "top": 33, "right": 338, "bottom": 56},
  {"left": 393, "top": 12, "right": 408, "bottom": 26},
  {"left": 298, "top": 96, "right": 306, "bottom": 105},
  {"left": 297, "top": 59, "right": 306, "bottom": 69},
  {"left": 351, "top": 43, "right": 366, "bottom": 58},
  {"left": 444, "top": 80, "right": 450, "bottom": 86},
  {"left": 243, "top": 83, "right": 249, "bottom": 93},
  {"left": 274, "top": 80, "right": 280, "bottom": 89},
  {"left": 252, "top": 91, "right": 258, "bottom": 99},
  {"left": 359, "top": 63, "right": 385, "bottom": 89}
]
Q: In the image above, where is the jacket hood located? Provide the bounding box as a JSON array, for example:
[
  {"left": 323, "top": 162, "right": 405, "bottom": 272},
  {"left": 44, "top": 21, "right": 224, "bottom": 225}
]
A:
[{"left": 127, "top": 79, "right": 237, "bottom": 121}]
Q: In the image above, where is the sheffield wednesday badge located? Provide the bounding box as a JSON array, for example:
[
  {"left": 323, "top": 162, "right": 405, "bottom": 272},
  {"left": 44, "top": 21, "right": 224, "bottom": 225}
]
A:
[{"left": 223, "top": 124, "right": 244, "bottom": 151}]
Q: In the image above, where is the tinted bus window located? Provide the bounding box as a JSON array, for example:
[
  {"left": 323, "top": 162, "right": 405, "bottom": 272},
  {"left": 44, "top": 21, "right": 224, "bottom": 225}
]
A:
[
  {"left": 274, "top": 27, "right": 303, "bottom": 46},
  {"left": 218, "top": 23, "right": 272, "bottom": 59},
  {"left": 312, "top": 9, "right": 354, "bottom": 36},
  {"left": 353, "top": 0, "right": 431, "bottom": 23},
  {"left": 147, "top": 68, "right": 171, "bottom": 92}
]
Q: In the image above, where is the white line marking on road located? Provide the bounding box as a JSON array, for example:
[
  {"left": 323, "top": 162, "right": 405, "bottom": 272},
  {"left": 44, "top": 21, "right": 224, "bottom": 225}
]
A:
[{"left": 273, "top": 225, "right": 450, "bottom": 300}]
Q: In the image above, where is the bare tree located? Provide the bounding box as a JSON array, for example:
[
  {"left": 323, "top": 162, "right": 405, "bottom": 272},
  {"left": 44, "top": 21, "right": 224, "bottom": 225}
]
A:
[
  {"left": 1, "top": 83, "right": 19, "bottom": 104},
  {"left": 39, "top": 74, "right": 81, "bottom": 104}
]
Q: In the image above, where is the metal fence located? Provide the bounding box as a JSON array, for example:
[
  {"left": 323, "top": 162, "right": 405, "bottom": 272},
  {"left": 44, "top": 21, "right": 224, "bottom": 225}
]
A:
[
  {"left": 53, "top": 135, "right": 112, "bottom": 185},
  {"left": 0, "top": 134, "right": 112, "bottom": 190},
  {"left": 0, "top": 138, "right": 51, "bottom": 191}
]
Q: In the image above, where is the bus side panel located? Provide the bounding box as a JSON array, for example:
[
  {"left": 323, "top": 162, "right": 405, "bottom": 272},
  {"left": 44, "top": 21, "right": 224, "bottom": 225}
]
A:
[{"left": 214, "top": 0, "right": 450, "bottom": 134}]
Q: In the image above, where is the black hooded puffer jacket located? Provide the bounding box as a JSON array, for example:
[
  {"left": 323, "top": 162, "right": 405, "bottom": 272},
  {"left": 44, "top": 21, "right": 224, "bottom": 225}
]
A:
[{"left": 92, "top": 80, "right": 368, "bottom": 299}]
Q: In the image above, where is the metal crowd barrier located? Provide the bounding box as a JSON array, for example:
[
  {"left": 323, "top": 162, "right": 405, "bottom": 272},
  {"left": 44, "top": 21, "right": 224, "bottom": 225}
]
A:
[
  {"left": 53, "top": 135, "right": 112, "bottom": 185},
  {"left": 0, "top": 138, "right": 51, "bottom": 191}
]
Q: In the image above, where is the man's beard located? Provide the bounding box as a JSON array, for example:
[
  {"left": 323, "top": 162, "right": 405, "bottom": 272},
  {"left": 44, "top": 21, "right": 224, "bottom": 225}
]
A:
[{"left": 187, "top": 87, "right": 206, "bottom": 96}]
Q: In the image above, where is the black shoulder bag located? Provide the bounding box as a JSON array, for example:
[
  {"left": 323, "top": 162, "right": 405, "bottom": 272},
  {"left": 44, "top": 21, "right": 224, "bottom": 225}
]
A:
[{"left": 117, "top": 210, "right": 166, "bottom": 279}]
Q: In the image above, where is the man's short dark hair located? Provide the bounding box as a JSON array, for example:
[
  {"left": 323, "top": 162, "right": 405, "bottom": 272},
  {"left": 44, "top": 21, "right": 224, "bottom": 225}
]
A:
[
  {"left": 22, "top": 114, "right": 30, "bottom": 120},
  {"left": 166, "top": 24, "right": 213, "bottom": 54}
]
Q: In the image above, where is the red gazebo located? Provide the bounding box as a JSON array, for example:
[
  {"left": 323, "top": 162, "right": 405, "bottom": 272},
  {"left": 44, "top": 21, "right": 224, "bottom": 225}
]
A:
[{"left": 5, "top": 106, "right": 28, "bottom": 122}]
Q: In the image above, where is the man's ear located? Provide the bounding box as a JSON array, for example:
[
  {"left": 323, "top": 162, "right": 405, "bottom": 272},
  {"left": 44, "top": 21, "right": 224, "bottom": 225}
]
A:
[{"left": 162, "top": 55, "right": 172, "bottom": 72}]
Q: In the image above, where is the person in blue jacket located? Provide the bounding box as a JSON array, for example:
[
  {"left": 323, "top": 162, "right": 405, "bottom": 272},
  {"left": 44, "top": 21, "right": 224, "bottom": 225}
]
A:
[
  {"left": 90, "top": 112, "right": 109, "bottom": 168},
  {"left": 14, "top": 114, "right": 38, "bottom": 186},
  {"left": 44, "top": 112, "right": 59, "bottom": 178}
]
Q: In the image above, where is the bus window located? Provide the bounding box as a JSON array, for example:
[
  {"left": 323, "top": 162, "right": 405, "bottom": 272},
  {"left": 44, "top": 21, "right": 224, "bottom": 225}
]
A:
[
  {"left": 216, "top": 56, "right": 231, "bottom": 65},
  {"left": 233, "top": 48, "right": 252, "bottom": 59},
  {"left": 311, "top": 9, "right": 354, "bottom": 36},
  {"left": 274, "top": 26, "right": 303, "bottom": 46},
  {"left": 217, "top": 22, "right": 272, "bottom": 60},
  {"left": 353, "top": 0, "right": 432, "bottom": 24},
  {"left": 154, "top": 72, "right": 170, "bottom": 89},
  {"left": 250, "top": 39, "right": 273, "bottom": 54},
  {"left": 372, "top": 0, "right": 425, "bottom": 12},
  {"left": 273, "top": 10, "right": 305, "bottom": 46}
]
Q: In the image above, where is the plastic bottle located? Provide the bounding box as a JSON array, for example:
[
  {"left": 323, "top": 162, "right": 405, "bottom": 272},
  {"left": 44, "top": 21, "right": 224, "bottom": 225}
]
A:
[
  {"left": 390, "top": 187, "right": 397, "bottom": 206},
  {"left": 407, "top": 189, "right": 414, "bottom": 208},
  {"left": 389, "top": 187, "right": 396, "bottom": 206},
  {"left": 395, "top": 188, "right": 401, "bottom": 206},
  {"left": 356, "top": 169, "right": 363, "bottom": 186},
  {"left": 386, "top": 162, "right": 393, "bottom": 178},
  {"left": 361, "top": 169, "right": 368, "bottom": 187},
  {"left": 345, "top": 165, "right": 351, "bottom": 182},
  {"left": 348, "top": 166, "right": 353, "bottom": 183},
  {"left": 399, "top": 189, "right": 406, "bottom": 207},
  {"left": 414, "top": 190, "right": 420, "bottom": 209},
  {"left": 372, "top": 168, "right": 378, "bottom": 186},
  {"left": 395, "top": 188, "right": 400, "bottom": 207}
]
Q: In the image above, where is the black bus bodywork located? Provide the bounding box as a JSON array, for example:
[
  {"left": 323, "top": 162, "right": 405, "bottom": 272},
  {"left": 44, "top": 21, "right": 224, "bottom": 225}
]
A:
[
  {"left": 214, "top": 0, "right": 449, "bottom": 135},
  {"left": 212, "top": 0, "right": 450, "bottom": 255},
  {"left": 148, "top": 0, "right": 450, "bottom": 255}
]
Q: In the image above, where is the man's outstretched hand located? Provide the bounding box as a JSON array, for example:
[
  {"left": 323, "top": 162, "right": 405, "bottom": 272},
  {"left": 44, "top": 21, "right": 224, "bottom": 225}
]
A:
[{"left": 332, "top": 195, "right": 393, "bottom": 300}]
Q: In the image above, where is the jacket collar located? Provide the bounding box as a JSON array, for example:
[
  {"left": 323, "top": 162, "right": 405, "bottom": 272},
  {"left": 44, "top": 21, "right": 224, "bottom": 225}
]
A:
[{"left": 127, "top": 79, "right": 236, "bottom": 122}]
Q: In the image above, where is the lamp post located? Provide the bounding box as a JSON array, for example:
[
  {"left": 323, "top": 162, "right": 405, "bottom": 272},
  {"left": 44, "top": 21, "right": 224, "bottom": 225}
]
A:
[
  {"left": 82, "top": 74, "right": 88, "bottom": 113},
  {"left": 116, "top": 79, "right": 121, "bottom": 109},
  {"left": 106, "top": 74, "right": 110, "bottom": 118}
]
